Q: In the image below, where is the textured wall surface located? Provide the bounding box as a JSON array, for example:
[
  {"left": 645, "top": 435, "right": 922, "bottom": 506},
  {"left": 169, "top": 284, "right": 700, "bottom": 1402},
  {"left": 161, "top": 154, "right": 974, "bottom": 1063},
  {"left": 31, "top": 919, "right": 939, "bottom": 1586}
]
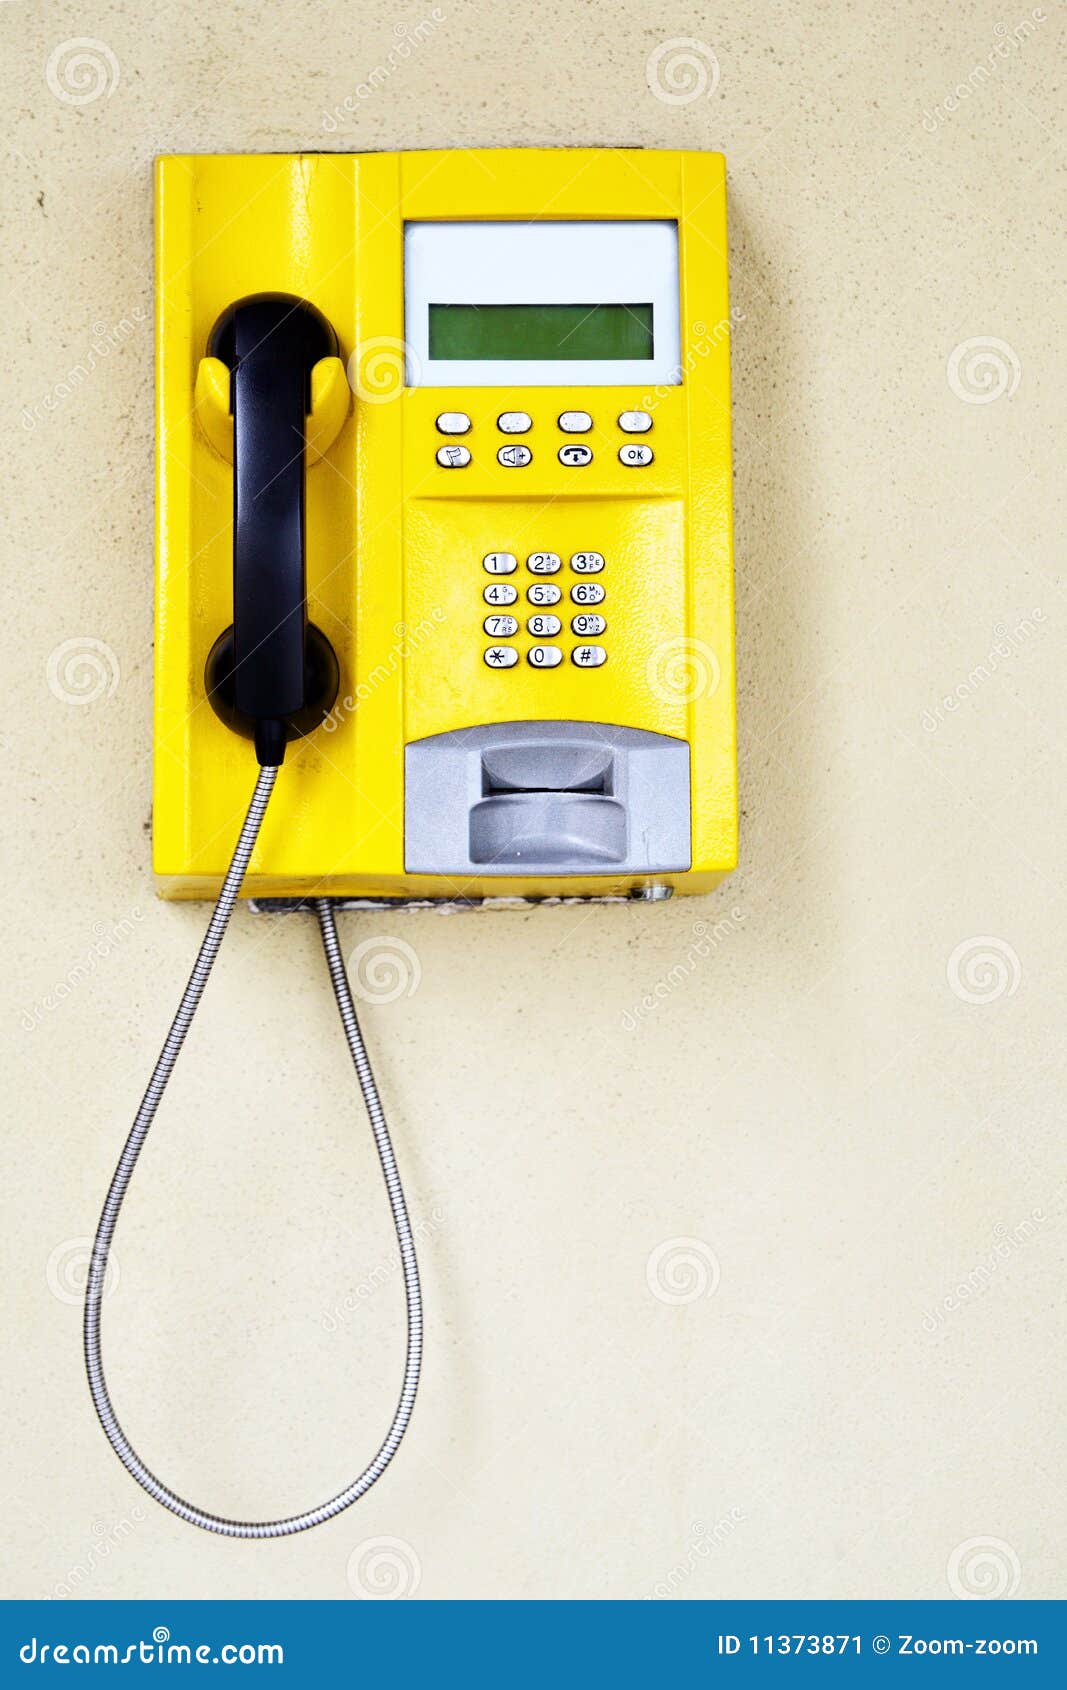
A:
[{"left": 2, "top": 0, "right": 1064, "bottom": 1601}]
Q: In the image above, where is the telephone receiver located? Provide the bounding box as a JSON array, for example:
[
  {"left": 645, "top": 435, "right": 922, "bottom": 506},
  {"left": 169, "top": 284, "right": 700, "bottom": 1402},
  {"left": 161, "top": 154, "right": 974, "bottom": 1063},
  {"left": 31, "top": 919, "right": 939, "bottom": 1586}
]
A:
[{"left": 203, "top": 292, "right": 341, "bottom": 767}]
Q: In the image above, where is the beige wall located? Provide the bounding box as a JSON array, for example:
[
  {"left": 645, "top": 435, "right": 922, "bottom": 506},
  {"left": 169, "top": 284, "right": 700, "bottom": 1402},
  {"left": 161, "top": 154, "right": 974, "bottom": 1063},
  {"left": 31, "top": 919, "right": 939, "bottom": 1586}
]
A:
[{"left": 3, "top": 0, "right": 1063, "bottom": 1601}]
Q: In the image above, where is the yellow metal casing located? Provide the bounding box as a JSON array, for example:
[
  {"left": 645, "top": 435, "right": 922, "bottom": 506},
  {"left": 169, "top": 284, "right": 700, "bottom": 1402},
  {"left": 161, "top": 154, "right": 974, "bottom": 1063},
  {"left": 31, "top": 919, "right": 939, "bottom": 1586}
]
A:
[{"left": 154, "top": 149, "right": 736, "bottom": 899}]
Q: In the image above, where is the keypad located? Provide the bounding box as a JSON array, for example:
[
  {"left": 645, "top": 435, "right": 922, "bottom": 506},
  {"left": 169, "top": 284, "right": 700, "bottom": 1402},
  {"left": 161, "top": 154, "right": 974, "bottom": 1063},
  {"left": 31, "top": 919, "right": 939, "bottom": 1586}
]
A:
[
  {"left": 479, "top": 545, "right": 610, "bottom": 670},
  {"left": 434, "top": 406, "right": 662, "bottom": 471}
]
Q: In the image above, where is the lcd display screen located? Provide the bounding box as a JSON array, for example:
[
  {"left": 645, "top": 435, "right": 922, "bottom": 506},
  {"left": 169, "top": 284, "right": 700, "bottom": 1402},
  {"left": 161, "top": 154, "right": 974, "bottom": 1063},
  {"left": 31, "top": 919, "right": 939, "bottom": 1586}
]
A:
[{"left": 428, "top": 302, "right": 654, "bottom": 362}]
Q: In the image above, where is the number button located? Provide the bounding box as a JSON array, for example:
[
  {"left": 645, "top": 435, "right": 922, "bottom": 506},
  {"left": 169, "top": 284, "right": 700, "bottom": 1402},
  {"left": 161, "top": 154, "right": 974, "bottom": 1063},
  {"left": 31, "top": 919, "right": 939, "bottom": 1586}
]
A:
[
  {"left": 570, "top": 581, "right": 605, "bottom": 605},
  {"left": 618, "top": 443, "right": 653, "bottom": 467},
  {"left": 618, "top": 410, "right": 652, "bottom": 433},
  {"left": 526, "top": 552, "right": 561, "bottom": 574},
  {"left": 527, "top": 645, "right": 563, "bottom": 669},
  {"left": 558, "top": 411, "right": 592, "bottom": 433},
  {"left": 484, "top": 646, "right": 519, "bottom": 669},
  {"left": 558, "top": 444, "right": 593, "bottom": 467},
  {"left": 484, "top": 581, "right": 518, "bottom": 605},
  {"left": 570, "top": 551, "right": 604, "bottom": 573},
  {"left": 497, "top": 411, "right": 532, "bottom": 434},
  {"left": 572, "top": 644, "right": 607, "bottom": 668},
  {"left": 483, "top": 551, "right": 517, "bottom": 574},
  {"left": 436, "top": 444, "right": 471, "bottom": 468},
  {"left": 484, "top": 614, "right": 518, "bottom": 636},
  {"left": 436, "top": 412, "right": 471, "bottom": 435},
  {"left": 527, "top": 582, "right": 562, "bottom": 606},
  {"left": 498, "top": 444, "right": 532, "bottom": 467},
  {"left": 571, "top": 613, "right": 606, "bottom": 636}
]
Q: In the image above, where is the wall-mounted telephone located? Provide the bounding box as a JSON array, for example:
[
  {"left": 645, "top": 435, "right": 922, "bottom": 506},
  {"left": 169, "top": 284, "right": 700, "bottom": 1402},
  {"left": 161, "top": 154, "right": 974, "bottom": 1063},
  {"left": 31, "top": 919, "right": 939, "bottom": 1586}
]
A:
[{"left": 85, "top": 149, "right": 736, "bottom": 1537}]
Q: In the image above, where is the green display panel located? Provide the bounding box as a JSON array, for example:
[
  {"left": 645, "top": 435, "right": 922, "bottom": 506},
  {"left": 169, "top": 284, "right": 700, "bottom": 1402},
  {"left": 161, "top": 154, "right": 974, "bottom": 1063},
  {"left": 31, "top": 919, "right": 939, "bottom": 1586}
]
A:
[{"left": 428, "top": 302, "right": 654, "bottom": 362}]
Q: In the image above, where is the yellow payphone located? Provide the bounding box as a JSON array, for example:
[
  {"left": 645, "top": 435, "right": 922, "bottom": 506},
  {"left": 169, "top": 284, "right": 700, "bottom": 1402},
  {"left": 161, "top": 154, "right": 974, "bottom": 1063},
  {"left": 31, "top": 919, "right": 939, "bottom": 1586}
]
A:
[{"left": 84, "top": 149, "right": 736, "bottom": 1538}]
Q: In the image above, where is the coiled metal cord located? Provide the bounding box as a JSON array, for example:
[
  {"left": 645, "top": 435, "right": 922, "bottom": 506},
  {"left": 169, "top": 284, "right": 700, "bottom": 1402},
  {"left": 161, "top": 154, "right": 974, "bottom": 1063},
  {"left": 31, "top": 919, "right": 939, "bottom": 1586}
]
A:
[{"left": 83, "top": 763, "right": 423, "bottom": 1537}]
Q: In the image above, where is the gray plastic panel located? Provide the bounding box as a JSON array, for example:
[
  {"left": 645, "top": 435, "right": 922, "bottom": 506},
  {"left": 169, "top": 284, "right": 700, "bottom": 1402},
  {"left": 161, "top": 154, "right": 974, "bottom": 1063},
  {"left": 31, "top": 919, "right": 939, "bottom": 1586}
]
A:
[{"left": 404, "top": 721, "right": 691, "bottom": 876}]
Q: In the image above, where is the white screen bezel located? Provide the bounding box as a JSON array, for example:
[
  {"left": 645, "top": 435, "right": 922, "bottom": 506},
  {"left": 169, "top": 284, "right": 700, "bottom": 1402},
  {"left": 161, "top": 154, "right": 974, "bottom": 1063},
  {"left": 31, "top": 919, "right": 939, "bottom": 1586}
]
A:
[{"left": 403, "top": 219, "right": 681, "bottom": 387}]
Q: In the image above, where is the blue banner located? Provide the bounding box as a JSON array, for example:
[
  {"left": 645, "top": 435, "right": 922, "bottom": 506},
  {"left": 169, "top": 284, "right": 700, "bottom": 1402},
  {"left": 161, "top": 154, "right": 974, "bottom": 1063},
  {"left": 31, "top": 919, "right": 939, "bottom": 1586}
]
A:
[{"left": 2, "top": 1600, "right": 1064, "bottom": 1682}]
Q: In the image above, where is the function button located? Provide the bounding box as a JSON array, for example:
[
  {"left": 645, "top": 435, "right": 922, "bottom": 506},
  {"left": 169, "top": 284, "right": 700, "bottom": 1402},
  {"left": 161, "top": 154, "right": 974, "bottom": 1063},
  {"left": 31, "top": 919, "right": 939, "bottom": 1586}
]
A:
[
  {"left": 618, "top": 410, "right": 652, "bottom": 434},
  {"left": 484, "top": 645, "right": 519, "bottom": 669},
  {"left": 571, "top": 612, "right": 606, "bottom": 636},
  {"left": 526, "top": 551, "right": 561, "bottom": 574},
  {"left": 497, "top": 411, "right": 532, "bottom": 434},
  {"left": 436, "top": 443, "right": 471, "bottom": 468},
  {"left": 484, "top": 581, "right": 518, "bottom": 606},
  {"left": 618, "top": 443, "right": 653, "bottom": 467},
  {"left": 527, "top": 613, "right": 561, "bottom": 637},
  {"left": 558, "top": 410, "right": 593, "bottom": 433},
  {"left": 558, "top": 443, "right": 593, "bottom": 467},
  {"left": 483, "top": 551, "right": 518, "bottom": 574},
  {"left": 498, "top": 443, "right": 532, "bottom": 467},
  {"left": 484, "top": 613, "right": 518, "bottom": 637},
  {"left": 572, "top": 644, "right": 607, "bottom": 668},
  {"left": 527, "top": 645, "right": 563, "bottom": 669},
  {"left": 570, "top": 580, "right": 605, "bottom": 605},
  {"left": 570, "top": 551, "right": 604, "bottom": 573},
  {"left": 527, "top": 581, "right": 562, "bottom": 606},
  {"left": 436, "top": 411, "right": 471, "bottom": 435}
]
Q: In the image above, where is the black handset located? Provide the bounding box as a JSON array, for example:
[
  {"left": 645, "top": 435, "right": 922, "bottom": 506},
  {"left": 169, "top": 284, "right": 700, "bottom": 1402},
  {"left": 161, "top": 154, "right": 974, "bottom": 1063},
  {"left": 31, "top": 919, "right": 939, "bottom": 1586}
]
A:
[{"left": 204, "top": 292, "right": 340, "bottom": 766}]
